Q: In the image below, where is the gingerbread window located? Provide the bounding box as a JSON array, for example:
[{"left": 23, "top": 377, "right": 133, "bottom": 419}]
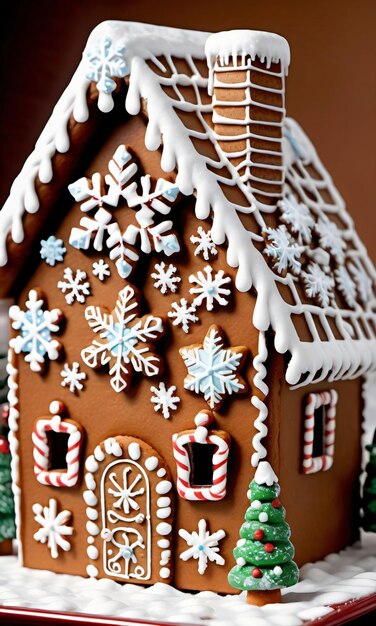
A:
[
  {"left": 302, "top": 390, "right": 338, "bottom": 474},
  {"left": 32, "top": 401, "right": 84, "bottom": 487},
  {"left": 172, "top": 410, "right": 231, "bottom": 501}
]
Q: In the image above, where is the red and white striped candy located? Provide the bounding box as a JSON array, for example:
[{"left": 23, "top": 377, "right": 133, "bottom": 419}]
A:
[{"left": 302, "top": 389, "right": 337, "bottom": 475}]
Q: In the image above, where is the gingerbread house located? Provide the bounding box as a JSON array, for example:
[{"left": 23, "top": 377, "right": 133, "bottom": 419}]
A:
[{"left": 0, "top": 21, "right": 375, "bottom": 596}]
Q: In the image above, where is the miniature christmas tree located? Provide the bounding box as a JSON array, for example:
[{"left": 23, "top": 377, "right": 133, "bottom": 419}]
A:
[
  {"left": 228, "top": 461, "right": 299, "bottom": 606},
  {"left": 0, "top": 435, "right": 15, "bottom": 554},
  {"left": 362, "top": 430, "right": 376, "bottom": 532}
]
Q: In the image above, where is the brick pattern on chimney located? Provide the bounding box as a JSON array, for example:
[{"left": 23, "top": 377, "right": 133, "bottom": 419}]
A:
[{"left": 212, "top": 57, "right": 286, "bottom": 207}]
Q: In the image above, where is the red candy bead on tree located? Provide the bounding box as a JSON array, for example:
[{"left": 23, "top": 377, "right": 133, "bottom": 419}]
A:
[
  {"left": 272, "top": 499, "right": 281, "bottom": 508},
  {"left": 252, "top": 568, "right": 262, "bottom": 579},
  {"left": 254, "top": 529, "right": 264, "bottom": 540},
  {"left": 264, "top": 543, "right": 275, "bottom": 553}
]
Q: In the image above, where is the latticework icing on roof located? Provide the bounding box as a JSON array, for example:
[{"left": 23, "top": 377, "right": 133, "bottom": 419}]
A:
[{"left": 0, "top": 21, "right": 375, "bottom": 387}]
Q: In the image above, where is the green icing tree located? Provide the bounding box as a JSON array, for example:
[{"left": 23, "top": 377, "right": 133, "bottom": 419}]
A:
[
  {"left": 0, "top": 436, "right": 15, "bottom": 544},
  {"left": 362, "top": 431, "right": 376, "bottom": 532},
  {"left": 228, "top": 462, "right": 298, "bottom": 604}
]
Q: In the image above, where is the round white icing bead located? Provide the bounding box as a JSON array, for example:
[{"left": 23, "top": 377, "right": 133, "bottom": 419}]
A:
[
  {"left": 259, "top": 512, "right": 268, "bottom": 523},
  {"left": 157, "top": 539, "right": 170, "bottom": 549},
  {"left": 157, "top": 468, "right": 167, "bottom": 478},
  {"left": 236, "top": 557, "right": 246, "bottom": 566},
  {"left": 237, "top": 538, "right": 246, "bottom": 547},
  {"left": 157, "top": 507, "right": 171, "bottom": 519},
  {"left": 128, "top": 442, "right": 141, "bottom": 461},
  {"left": 49, "top": 400, "right": 63, "bottom": 415},
  {"left": 145, "top": 456, "right": 159, "bottom": 471},
  {"left": 157, "top": 497, "right": 171, "bottom": 508},
  {"left": 86, "top": 564, "right": 99, "bottom": 578},
  {"left": 247, "top": 490, "right": 252, "bottom": 500},
  {"left": 87, "top": 545, "right": 99, "bottom": 560},
  {"left": 156, "top": 523, "right": 172, "bottom": 536},
  {"left": 159, "top": 567, "right": 170, "bottom": 579},
  {"left": 156, "top": 480, "right": 172, "bottom": 495},
  {"left": 274, "top": 566, "right": 283, "bottom": 576},
  {"left": 251, "top": 500, "right": 262, "bottom": 510}
]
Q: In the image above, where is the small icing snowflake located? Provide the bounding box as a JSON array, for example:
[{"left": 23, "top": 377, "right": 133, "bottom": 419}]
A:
[
  {"left": 57, "top": 268, "right": 91, "bottom": 305},
  {"left": 32, "top": 498, "right": 73, "bottom": 559},
  {"left": 84, "top": 36, "right": 129, "bottom": 95},
  {"left": 264, "top": 225, "right": 304, "bottom": 275},
  {"left": 151, "top": 262, "right": 181, "bottom": 294},
  {"left": 303, "top": 263, "right": 335, "bottom": 307},
  {"left": 279, "top": 194, "right": 314, "bottom": 244},
  {"left": 189, "top": 266, "right": 231, "bottom": 311},
  {"left": 40, "top": 236, "right": 66, "bottom": 266},
  {"left": 108, "top": 466, "right": 145, "bottom": 514},
  {"left": 9, "top": 290, "right": 63, "bottom": 373},
  {"left": 349, "top": 262, "right": 374, "bottom": 304},
  {"left": 92, "top": 259, "right": 111, "bottom": 281},
  {"left": 150, "top": 382, "right": 180, "bottom": 419},
  {"left": 315, "top": 218, "right": 346, "bottom": 263},
  {"left": 81, "top": 285, "right": 165, "bottom": 393},
  {"left": 179, "top": 519, "right": 226, "bottom": 575},
  {"left": 190, "top": 227, "right": 217, "bottom": 261},
  {"left": 335, "top": 266, "right": 357, "bottom": 308},
  {"left": 168, "top": 299, "right": 199, "bottom": 334},
  {"left": 61, "top": 362, "right": 86, "bottom": 393},
  {"left": 180, "top": 325, "right": 247, "bottom": 409}
]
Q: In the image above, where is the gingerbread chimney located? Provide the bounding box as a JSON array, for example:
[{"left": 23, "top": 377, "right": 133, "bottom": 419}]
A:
[{"left": 206, "top": 30, "right": 290, "bottom": 206}]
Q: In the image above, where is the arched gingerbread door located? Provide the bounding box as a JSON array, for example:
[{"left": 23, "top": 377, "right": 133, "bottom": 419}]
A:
[{"left": 84, "top": 435, "right": 174, "bottom": 584}]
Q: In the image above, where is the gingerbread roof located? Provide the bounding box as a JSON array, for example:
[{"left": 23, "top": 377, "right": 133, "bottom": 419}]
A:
[{"left": 1, "top": 20, "right": 375, "bottom": 387}]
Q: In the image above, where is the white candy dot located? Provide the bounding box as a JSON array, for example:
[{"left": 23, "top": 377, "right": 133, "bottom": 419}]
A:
[
  {"left": 49, "top": 400, "right": 63, "bottom": 415},
  {"left": 86, "top": 564, "right": 98, "bottom": 578},
  {"left": 157, "top": 468, "right": 167, "bottom": 478},
  {"left": 128, "top": 442, "right": 141, "bottom": 460},
  {"left": 145, "top": 456, "right": 159, "bottom": 471},
  {"left": 259, "top": 512, "right": 268, "bottom": 523},
  {"left": 87, "top": 536, "right": 94, "bottom": 545},
  {"left": 236, "top": 557, "right": 246, "bottom": 566},
  {"left": 251, "top": 500, "right": 262, "bottom": 510},
  {"left": 237, "top": 538, "right": 246, "bottom": 547},
  {"left": 247, "top": 490, "right": 252, "bottom": 499},
  {"left": 274, "top": 566, "right": 283, "bottom": 576},
  {"left": 156, "top": 480, "right": 172, "bottom": 495},
  {"left": 159, "top": 567, "right": 170, "bottom": 579},
  {"left": 156, "top": 523, "right": 172, "bottom": 536},
  {"left": 87, "top": 545, "right": 99, "bottom": 560},
  {"left": 157, "top": 539, "right": 170, "bottom": 549}
]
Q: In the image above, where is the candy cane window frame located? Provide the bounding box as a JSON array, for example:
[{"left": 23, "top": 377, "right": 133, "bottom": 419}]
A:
[
  {"left": 32, "top": 415, "right": 83, "bottom": 487},
  {"left": 172, "top": 429, "right": 230, "bottom": 501},
  {"left": 302, "top": 390, "right": 338, "bottom": 475}
]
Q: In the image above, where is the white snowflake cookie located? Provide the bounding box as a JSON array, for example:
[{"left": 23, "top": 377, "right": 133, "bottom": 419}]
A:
[
  {"left": 151, "top": 262, "right": 181, "bottom": 294},
  {"left": 180, "top": 325, "right": 248, "bottom": 409},
  {"left": 9, "top": 289, "right": 64, "bottom": 373},
  {"left": 81, "top": 284, "right": 165, "bottom": 393},
  {"left": 150, "top": 382, "right": 180, "bottom": 419},
  {"left": 168, "top": 298, "right": 198, "bottom": 334},
  {"left": 40, "top": 235, "right": 66, "bottom": 266},
  {"left": 179, "top": 519, "right": 226, "bottom": 575},
  {"left": 57, "top": 268, "right": 91, "bottom": 305},
  {"left": 189, "top": 265, "right": 231, "bottom": 311},
  {"left": 92, "top": 259, "right": 111, "bottom": 281},
  {"left": 61, "top": 362, "right": 86, "bottom": 393}
]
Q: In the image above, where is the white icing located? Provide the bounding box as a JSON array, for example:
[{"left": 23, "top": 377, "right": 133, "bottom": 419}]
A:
[
  {"left": 86, "top": 507, "right": 98, "bottom": 521},
  {"left": 254, "top": 461, "right": 278, "bottom": 486},
  {"left": 157, "top": 539, "right": 170, "bottom": 549},
  {"left": 251, "top": 331, "right": 269, "bottom": 467},
  {"left": 86, "top": 564, "right": 99, "bottom": 578},
  {"left": 156, "top": 523, "right": 172, "bottom": 536},
  {"left": 87, "top": 545, "right": 99, "bottom": 560},
  {"left": 57, "top": 268, "right": 91, "bottom": 305},
  {"left": 150, "top": 383, "right": 180, "bottom": 419},
  {"left": 128, "top": 442, "right": 141, "bottom": 460},
  {"left": 259, "top": 512, "right": 268, "bottom": 523},
  {"left": 156, "top": 507, "right": 172, "bottom": 519},
  {"left": 205, "top": 30, "right": 290, "bottom": 95},
  {"left": 85, "top": 456, "right": 99, "bottom": 473},
  {"left": 33, "top": 499, "right": 73, "bottom": 559},
  {"left": 159, "top": 567, "right": 170, "bottom": 579},
  {"left": 0, "top": 20, "right": 374, "bottom": 389},
  {"left": 49, "top": 400, "right": 63, "bottom": 415},
  {"left": 144, "top": 456, "right": 159, "bottom": 471},
  {"left": 61, "top": 362, "right": 86, "bottom": 393},
  {"left": 155, "top": 480, "right": 172, "bottom": 495},
  {"left": 6, "top": 352, "right": 22, "bottom": 563},
  {"left": 157, "top": 468, "right": 167, "bottom": 478},
  {"left": 179, "top": 519, "right": 226, "bottom": 575}
]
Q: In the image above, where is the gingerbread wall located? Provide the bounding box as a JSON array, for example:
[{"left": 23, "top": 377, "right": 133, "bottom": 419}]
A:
[
  {"left": 266, "top": 352, "right": 362, "bottom": 567},
  {"left": 13, "top": 112, "right": 264, "bottom": 594}
]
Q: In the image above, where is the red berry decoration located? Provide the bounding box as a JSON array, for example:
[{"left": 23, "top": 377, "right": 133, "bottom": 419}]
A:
[
  {"left": 0, "top": 436, "right": 9, "bottom": 454},
  {"left": 272, "top": 498, "right": 281, "bottom": 508},
  {"left": 251, "top": 567, "right": 262, "bottom": 578},
  {"left": 253, "top": 529, "right": 264, "bottom": 540},
  {"left": 264, "top": 542, "right": 275, "bottom": 553}
]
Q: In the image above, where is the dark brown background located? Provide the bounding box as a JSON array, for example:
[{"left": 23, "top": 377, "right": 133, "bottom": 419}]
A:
[{"left": 0, "top": 0, "right": 375, "bottom": 261}]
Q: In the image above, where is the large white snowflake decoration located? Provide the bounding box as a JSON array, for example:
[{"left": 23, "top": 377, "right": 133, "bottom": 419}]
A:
[
  {"left": 189, "top": 266, "right": 231, "bottom": 311},
  {"left": 303, "top": 263, "right": 335, "bottom": 307},
  {"left": 190, "top": 226, "right": 218, "bottom": 261},
  {"left": 151, "top": 262, "right": 181, "bottom": 294},
  {"left": 40, "top": 235, "right": 66, "bottom": 266},
  {"left": 279, "top": 193, "right": 314, "bottom": 244},
  {"left": 84, "top": 36, "right": 129, "bottom": 95},
  {"left": 150, "top": 382, "right": 180, "bottom": 419},
  {"left": 108, "top": 467, "right": 145, "bottom": 515},
  {"left": 335, "top": 266, "right": 357, "bottom": 308},
  {"left": 264, "top": 225, "right": 305, "bottom": 275},
  {"left": 349, "top": 262, "right": 374, "bottom": 304},
  {"left": 180, "top": 325, "right": 247, "bottom": 409},
  {"left": 168, "top": 298, "right": 199, "bottom": 334},
  {"left": 315, "top": 217, "right": 346, "bottom": 264},
  {"left": 179, "top": 519, "right": 226, "bottom": 575},
  {"left": 57, "top": 268, "right": 91, "bottom": 305},
  {"left": 61, "top": 362, "right": 86, "bottom": 393},
  {"left": 68, "top": 145, "right": 181, "bottom": 279},
  {"left": 9, "top": 290, "right": 64, "bottom": 373},
  {"left": 81, "top": 284, "right": 165, "bottom": 393},
  {"left": 32, "top": 498, "right": 73, "bottom": 559}
]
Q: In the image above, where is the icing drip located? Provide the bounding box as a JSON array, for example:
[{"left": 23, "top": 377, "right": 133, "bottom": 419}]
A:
[{"left": 251, "top": 331, "right": 269, "bottom": 467}]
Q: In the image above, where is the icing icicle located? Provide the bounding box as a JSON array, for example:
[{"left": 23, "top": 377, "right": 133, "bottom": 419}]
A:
[{"left": 251, "top": 331, "right": 269, "bottom": 468}]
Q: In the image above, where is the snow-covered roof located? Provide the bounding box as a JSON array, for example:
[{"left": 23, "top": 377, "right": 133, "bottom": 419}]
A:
[{"left": 1, "top": 20, "right": 375, "bottom": 387}]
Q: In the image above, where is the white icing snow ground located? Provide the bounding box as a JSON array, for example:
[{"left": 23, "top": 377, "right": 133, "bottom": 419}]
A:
[{"left": 1, "top": 533, "right": 376, "bottom": 626}]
